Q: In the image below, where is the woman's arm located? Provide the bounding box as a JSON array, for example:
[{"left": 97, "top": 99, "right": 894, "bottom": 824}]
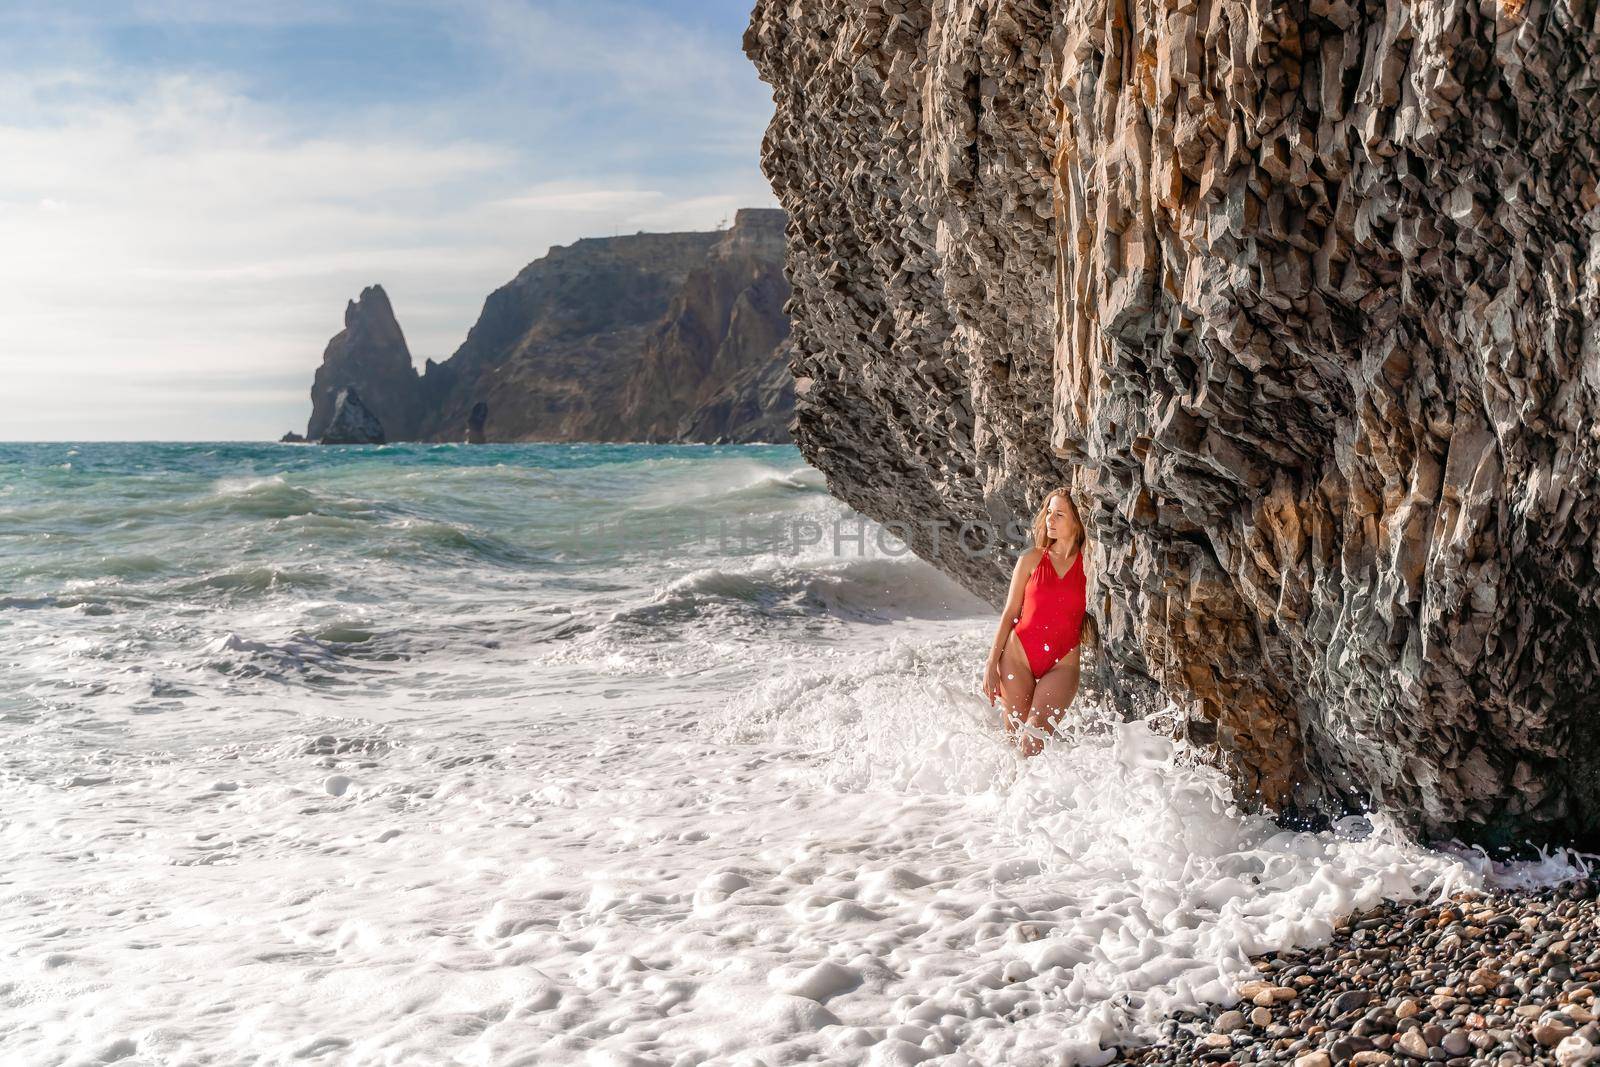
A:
[{"left": 986, "top": 549, "right": 1037, "bottom": 666}]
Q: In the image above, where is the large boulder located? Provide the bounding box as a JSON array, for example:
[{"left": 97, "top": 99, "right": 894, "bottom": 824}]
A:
[
  {"left": 745, "top": 0, "right": 1600, "bottom": 847},
  {"left": 318, "top": 387, "right": 386, "bottom": 445}
]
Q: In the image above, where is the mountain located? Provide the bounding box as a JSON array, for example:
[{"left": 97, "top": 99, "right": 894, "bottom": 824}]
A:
[{"left": 301, "top": 208, "right": 793, "bottom": 444}]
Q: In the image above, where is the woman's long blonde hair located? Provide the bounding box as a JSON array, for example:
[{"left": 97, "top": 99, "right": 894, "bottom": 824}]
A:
[{"left": 1030, "top": 486, "right": 1085, "bottom": 554}]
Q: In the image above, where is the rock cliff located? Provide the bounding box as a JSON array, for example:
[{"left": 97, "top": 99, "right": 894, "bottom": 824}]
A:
[
  {"left": 304, "top": 211, "right": 794, "bottom": 444},
  {"left": 618, "top": 208, "right": 794, "bottom": 441},
  {"left": 745, "top": 0, "right": 1600, "bottom": 847},
  {"left": 307, "top": 286, "right": 423, "bottom": 442},
  {"left": 465, "top": 401, "right": 489, "bottom": 445}
]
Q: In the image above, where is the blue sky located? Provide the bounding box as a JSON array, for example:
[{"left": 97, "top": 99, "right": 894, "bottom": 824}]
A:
[{"left": 0, "top": 0, "right": 780, "bottom": 439}]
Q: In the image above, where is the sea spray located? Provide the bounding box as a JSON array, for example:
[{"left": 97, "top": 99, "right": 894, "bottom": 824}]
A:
[
  {"left": 2, "top": 441, "right": 1590, "bottom": 1066},
  {"left": 711, "top": 637, "right": 1591, "bottom": 1063}
]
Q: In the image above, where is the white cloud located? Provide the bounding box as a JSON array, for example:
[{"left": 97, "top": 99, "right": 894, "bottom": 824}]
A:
[
  {"left": 0, "top": 32, "right": 779, "bottom": 440},
  {"left": 0, "top": 71, "right": 501, "bottom": 437},
  {"left": 480, "top": 1, "right": 755, "bottom": 98}
]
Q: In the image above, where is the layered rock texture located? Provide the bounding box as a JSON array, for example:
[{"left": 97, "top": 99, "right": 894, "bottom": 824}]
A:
[
  {"left": 618, "top": 211, "right": 796, "bottom": 441},
  {"left": 302, "top": 210, "right": 794, "bottom": 444},
  {"left": 745, "top": 0, "right": 1600, "bottom": 846}
]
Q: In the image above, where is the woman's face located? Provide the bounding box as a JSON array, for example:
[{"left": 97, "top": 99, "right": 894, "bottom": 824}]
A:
[{"left": 1044, "top": 494, "right": 1071, "bottom": 540}]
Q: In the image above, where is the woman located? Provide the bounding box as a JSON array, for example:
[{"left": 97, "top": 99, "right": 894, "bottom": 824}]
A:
[{"left": 981, "top": 488, "right": 1094, "bottom": 756}]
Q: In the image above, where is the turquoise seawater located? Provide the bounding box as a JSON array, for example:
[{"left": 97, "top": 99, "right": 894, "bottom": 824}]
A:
[
  {"left": 1, "top": 441, "right": 819, "bottom": 595},
  {"left": 0, "top": 440, "right": 980, "bottom": 769}
]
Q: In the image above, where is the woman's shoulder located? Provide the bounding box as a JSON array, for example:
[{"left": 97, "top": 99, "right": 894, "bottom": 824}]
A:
[{"left": 1014, "top": 546, "right": 1044, "bottom": 573}]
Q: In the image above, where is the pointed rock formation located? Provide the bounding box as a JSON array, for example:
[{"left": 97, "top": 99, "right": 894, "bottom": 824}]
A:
[
  {"left": 746, "top": 0, "right": 1600, "bottom": 848},
  {"left": 307, "top": 285, "right": 423, "bottom": 442},
  {"left": 318, "top": 387, "right": 386, "bottom": 445}
]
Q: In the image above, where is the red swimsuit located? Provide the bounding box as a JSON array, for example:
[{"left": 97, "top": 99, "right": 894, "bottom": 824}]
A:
[{"left": 1013, "top": 548, "right": 1086, "bottom": 679}]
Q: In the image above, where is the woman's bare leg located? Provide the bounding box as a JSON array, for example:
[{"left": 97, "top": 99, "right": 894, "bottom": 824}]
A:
[
  {"left": 1020, "top": 646, "right": 1082, "bottom": 757},
  {"left": 997, "top": 630, "right": 1035, "bottom": 742}
]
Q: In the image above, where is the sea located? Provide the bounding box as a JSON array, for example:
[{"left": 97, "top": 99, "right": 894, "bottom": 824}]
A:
[{"left": 1, "top": 441, "right": 1590, "bottom": 1067}]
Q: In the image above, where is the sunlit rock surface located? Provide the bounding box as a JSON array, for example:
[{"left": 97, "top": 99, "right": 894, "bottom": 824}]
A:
[
  {"left": 745, "top": 0, "right": 1600, "bottom": 846},
  {"left": 307, "top": 286, "right": 422, "bottom": 442}
]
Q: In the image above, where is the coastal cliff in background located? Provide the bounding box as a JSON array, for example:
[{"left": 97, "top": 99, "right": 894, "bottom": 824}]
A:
[
  {"left": 746, "top": 0, "right": 1600, "bottom": 847},
  {"left": 302, "top": 208, "right": 793, "bottom": 444},
  {"left": 618, "top": 211, "right": 796, "bottom": 443}
]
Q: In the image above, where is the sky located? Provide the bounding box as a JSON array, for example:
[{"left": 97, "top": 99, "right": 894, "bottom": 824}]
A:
[{"left": 0, "top": 0, "right": 780, "bottom": 440}]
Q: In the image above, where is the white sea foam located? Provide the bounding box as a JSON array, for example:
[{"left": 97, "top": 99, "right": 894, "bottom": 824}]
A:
[
  {"left": 7, "top": 624, "right": 1589, "bottom": 1066},
  {"left": 1, "top": 442, "right": 1591, "bottom": 1067}
]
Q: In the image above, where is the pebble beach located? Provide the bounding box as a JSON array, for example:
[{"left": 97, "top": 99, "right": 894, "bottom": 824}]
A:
[{"left": 1125, "top": 878, "right": 1600, "bottom": 1066}]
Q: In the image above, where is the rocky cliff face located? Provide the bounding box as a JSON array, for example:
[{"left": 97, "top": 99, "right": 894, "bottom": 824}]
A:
[
  {"left": 674, "top": 337, "right": 799, "bottom": 444},
  {"left": 618, "top": 209, "right": 794, "bottom": 441},
  {"left": 414, "top": 230, "right": 718, "bottom": 441},
  {"left": 303, "top": 210, "right": 794, "bottom": 444},
  {"left": 746, "top": 0, "right": 1600, "bottom": 847}
]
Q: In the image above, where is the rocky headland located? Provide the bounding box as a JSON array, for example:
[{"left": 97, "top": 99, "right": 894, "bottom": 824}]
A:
[
  {"left": 744, "top": 0, "right": 1600, "bottom": 853},
  {"left": 298, "top": 208, "right": 794, "bottom": 445}
]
